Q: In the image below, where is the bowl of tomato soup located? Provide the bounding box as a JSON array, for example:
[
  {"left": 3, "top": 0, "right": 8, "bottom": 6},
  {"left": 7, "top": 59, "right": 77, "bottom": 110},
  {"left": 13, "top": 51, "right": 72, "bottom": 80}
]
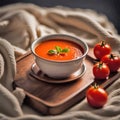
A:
[{"left": 31, "top": 34, "right": 88, "bottom": 79}]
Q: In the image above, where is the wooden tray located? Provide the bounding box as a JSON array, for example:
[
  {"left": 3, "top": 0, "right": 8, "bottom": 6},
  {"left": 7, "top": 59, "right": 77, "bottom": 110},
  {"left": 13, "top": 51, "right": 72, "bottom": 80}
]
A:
[{"left": 13, "top": 50, "right": 120, "bottom": 115}]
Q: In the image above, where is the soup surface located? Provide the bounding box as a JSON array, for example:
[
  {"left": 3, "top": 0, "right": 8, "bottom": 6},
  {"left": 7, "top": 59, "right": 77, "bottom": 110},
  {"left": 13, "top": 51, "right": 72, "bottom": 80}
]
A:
[{"left": 35, "top": 39, "right": 84, "bottom": 61}]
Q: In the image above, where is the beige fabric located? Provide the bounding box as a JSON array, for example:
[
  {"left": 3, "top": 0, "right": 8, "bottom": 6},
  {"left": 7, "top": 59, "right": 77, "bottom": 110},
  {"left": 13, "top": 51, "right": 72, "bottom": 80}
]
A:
[{"left": 0, "top": 3, "right": 120, "bottom": 120}]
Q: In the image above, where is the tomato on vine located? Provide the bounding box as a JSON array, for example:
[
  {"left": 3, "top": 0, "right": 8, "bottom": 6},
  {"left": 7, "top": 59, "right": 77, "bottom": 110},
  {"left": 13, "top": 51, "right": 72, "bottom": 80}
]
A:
[
  {"left": 101, "top": 53, "right": 120, "bottom": 72},
  {"left": 93, "top": 41, "right": 111, "bottom": 60},
  {"left": 86, "top": 84, "right": 108, "bottom": 108},
  {"left": 93, "top": 62, "right": 110, "bottom": 79}
]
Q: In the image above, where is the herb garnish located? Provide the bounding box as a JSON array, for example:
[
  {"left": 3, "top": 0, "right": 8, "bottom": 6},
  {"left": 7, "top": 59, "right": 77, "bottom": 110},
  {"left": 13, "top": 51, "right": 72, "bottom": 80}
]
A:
[{"left": 48, "top": 46, "right": 70, "bottom": 55}]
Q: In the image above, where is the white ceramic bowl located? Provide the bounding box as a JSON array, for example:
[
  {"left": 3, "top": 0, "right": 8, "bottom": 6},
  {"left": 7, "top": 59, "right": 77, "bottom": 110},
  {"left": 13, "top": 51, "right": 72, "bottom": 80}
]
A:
[{"left": 31, "top": 34, "right": 88, "bottom": 79}]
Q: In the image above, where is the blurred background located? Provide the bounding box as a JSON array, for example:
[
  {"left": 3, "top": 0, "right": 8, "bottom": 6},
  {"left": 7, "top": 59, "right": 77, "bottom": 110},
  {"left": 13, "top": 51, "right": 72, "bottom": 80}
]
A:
[{"left": 0, "top": 0, "right": 120, "bottom": 34}]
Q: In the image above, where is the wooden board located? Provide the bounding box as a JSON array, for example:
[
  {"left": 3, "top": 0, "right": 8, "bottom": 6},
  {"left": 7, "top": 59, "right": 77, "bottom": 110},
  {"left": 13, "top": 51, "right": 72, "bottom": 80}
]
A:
[{"left": 13, "top": 50, "right": 120, "bottom": 115}]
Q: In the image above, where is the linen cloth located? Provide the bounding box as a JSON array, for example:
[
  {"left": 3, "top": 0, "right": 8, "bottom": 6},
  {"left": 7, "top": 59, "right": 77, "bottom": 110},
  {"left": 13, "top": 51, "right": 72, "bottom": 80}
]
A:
[{"left": 0, "top": 3, "right": 120, "bottom": 120}]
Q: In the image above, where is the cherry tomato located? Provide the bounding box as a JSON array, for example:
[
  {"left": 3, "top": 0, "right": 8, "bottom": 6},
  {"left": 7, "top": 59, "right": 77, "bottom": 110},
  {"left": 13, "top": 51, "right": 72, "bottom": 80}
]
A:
[
  {"left": 94, "top": 41, "right": 111, "bottom": 60},
  {"left": 86, "top": 84, "right": 108, "bottom": 108},
  {"left": 93, "top": 62, "right": 110, "bottom": 79},
  {"left": 101, "top": 53, "right": 120, "bottom": 72}
]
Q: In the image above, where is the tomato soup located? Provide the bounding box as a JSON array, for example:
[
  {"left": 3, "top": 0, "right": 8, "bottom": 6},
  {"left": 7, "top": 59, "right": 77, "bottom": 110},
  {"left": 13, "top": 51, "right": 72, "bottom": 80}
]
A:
[{"left": 35, "top": 39, "right": 84, "bottom": 61}]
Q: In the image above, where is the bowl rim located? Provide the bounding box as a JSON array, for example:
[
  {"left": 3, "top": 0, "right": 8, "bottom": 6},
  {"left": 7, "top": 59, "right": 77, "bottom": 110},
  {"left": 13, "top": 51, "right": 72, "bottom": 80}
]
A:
[{"left": 31, "top": 34, "right": 89, "bottom": 63}]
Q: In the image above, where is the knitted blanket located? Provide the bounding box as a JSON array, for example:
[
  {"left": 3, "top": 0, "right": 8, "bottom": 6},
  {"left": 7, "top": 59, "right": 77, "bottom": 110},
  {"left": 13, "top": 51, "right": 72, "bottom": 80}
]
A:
[{"left": 0, "top": 3, "right": 120, "bottom": 120}]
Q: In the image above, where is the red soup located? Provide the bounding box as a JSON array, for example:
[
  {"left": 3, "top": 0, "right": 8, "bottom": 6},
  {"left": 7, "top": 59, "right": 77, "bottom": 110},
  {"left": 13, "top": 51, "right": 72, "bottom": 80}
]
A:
[{"left": 35, "top": 39, "right": 84, "bottom": 61}]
